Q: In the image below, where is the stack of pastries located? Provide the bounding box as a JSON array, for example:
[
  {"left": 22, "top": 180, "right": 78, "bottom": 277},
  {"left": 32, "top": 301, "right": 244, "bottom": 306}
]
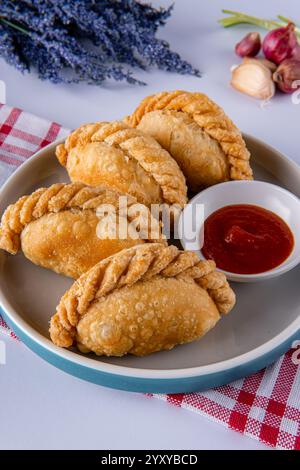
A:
[{"left": 0, "top": 90, "right": 253, "bottom": 358}]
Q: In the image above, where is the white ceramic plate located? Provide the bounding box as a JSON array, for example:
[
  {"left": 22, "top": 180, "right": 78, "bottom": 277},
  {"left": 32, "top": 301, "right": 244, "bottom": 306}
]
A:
[{"left": 0, "top": 134, "right": 300, "bottom": 393}]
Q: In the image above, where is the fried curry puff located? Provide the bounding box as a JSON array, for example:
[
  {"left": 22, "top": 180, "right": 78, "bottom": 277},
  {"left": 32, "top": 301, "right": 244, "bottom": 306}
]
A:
[
  {"left": 0, "top": 182, "right": 165, "bottom": 278},
  {"left": 126, "top": 90, "right": 253, "bottom": 192},
  {"left": 56, "top": 121, "right": 187, "bottom": 209},
  {"left": 50, "top": 243, "right": 236, "bottom": 356}
]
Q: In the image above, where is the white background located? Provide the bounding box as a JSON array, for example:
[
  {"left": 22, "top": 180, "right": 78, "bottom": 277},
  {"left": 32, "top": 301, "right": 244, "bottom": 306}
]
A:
[{"left": 0, "top": 0, "right": 299, "bottom": 450}]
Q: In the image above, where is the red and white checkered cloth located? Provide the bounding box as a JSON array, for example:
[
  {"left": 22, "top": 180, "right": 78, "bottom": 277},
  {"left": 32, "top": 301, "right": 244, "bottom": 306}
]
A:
[{"left": 1, "top": 103, "right": 300, "bottom": 450}]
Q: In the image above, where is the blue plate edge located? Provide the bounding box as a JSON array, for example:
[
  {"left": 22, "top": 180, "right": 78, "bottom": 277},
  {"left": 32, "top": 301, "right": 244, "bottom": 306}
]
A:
[{"left": 1, "top": 306, "right": 299, "bottom": 394}]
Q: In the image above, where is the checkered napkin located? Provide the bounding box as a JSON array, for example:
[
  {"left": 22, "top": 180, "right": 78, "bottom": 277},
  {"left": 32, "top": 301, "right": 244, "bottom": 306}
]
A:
[{"left": 0, "top": 103, "right": 300, "bottom": 451}]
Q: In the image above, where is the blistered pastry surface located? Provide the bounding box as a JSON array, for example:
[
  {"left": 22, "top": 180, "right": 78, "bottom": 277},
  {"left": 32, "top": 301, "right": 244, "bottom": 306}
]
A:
[
  {"left": 56, "top": 121, "right": 187, "bottom": 207},
  {"left": 136, "top": 110, "right": 230, "bottom": 190},
  {"left": 127, "top": 90, "right": 253, "bottom": 185},
  {"left": 76, "top": 277, "right": 220, "bottom": 356},
  {"left": 50, "top": 243, "right": 236, "bottom": 355},
  {"left": 0, "top": 183, "right": 165, "bottom": 278},
  {"left": 21, "top": 210, "right": 144, "bottom": 279}
]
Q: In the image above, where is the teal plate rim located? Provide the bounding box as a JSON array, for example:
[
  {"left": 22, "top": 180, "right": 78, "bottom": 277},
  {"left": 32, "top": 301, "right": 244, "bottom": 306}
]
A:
[{"left": 0, "top": 303, "right": 299, "bottom": 393}]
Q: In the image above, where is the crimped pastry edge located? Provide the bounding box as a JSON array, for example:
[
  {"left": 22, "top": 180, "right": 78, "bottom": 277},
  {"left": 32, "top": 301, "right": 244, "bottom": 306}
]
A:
[
  {"left": 49, "top": 243, "right": 236, "bottom": 348},
  {"left": 126, "top": 90, "right": 253, "bottom": 181},
  {"left": 0, "top": 182, "right": 164, "bottom": 255},
  {"left": 56, "top": 121, "right": 188, "bottom": 208}
]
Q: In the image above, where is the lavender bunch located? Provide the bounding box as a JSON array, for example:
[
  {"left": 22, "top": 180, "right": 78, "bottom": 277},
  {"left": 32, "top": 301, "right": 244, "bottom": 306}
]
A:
[{"left": 0, "top": 0, "right": 200, "bottom": 85}]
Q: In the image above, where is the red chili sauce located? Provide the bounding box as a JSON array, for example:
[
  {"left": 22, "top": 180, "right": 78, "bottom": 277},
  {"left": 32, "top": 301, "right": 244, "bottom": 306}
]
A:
[{"left": 201, "top": 204, "right": 294, "bottom": 275}]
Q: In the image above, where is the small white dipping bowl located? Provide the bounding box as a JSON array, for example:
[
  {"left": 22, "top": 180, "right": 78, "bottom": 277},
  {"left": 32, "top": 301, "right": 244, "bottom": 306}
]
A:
[{"left": 178, "top": 180, "right": 300, "bottom": 282}]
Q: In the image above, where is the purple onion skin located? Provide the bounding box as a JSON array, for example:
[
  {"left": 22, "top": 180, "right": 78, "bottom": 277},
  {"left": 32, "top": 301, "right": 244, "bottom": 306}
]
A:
[
  {"left": 235, "top": 32, "right": 261, "bottom": 58},
  {"left": 263, "top": 23, "right": 298, "bottom": 65},
  {"left": 292, "top": 44, "right": 300, "bottom": 61},
  {"left": 273, "top": 59, "right": 300, "bottom": 93}
]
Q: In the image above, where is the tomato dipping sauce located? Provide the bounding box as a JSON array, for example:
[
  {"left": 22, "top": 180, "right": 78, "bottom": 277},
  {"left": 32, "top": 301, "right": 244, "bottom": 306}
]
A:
[{"left": 201, "top": 204, "right": 294, "bottom": 275}]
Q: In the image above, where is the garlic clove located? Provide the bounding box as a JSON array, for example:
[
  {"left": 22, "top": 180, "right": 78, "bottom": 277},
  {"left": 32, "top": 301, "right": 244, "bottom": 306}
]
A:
[
  {"left": 231, "top": 62, "right": 275, "bottom": 100},
  {"left": 243, "top": 57, "right": 277, "bottom": 73}
]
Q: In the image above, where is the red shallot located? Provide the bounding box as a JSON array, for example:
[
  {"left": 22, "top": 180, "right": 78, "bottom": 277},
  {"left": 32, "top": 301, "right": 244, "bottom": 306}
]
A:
[
  {"left": 235, "top": 32, "right": 261, "bottom": 57},
  {"left": 262, "top": 22, "right": 298, "bottom": 65},
  {"left": 273, "top": 59, "right": 300, "bottom": 93}
]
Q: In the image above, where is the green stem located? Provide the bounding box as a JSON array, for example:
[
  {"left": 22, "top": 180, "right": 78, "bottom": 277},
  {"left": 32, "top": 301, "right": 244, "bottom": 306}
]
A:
[
  {"left": 219, "top": 10, "right": 300, "bottom": 40},
  {"left": 219, "top": 16, "right": 282, "bottom": 30},
  {"left": 277, "top": 15, "right": 292, "bottom": 24},
  {"left": 219, "top": 10, "right": 283, "bottom": 30},
  {"left": 277, "top": 15, "right": 300, "bottom": 36},
  {"left": 0, "top": 17, "right": 31, "bottom": 35}
]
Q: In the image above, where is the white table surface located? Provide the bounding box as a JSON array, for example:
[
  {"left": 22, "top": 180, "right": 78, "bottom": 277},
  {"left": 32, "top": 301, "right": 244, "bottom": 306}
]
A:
[{"left": 0, "top": 0, "right": 299, "bottom": 450}]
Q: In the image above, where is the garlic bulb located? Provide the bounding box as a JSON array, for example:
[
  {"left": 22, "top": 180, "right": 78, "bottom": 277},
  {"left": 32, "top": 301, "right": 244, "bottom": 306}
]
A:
[{"left": 231, "top": 61, "right": 275, "bottom": 100}]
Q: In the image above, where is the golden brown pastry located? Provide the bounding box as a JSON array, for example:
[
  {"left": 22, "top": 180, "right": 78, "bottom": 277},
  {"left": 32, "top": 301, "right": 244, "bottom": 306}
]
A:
[
  {"left": 0, "top": 182, "right": 165, "bottom": 278},
  {"left": 56, "top": 121, "right": 187, "bottom": 208},
  {"left": 50, "top": 243, "right": 236, "bottom": 356},
  {"left": 126, "top": 90, "right": 253, "bottom": 192}
]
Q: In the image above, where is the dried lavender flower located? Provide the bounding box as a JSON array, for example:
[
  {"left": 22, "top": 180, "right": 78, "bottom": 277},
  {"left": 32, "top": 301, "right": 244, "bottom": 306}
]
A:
[
  {"left": 0, "top": 0, "right": 200, "bottom": 85},
  {"left": 0, "top": 23, "right": 28, "bottom": 73}
]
